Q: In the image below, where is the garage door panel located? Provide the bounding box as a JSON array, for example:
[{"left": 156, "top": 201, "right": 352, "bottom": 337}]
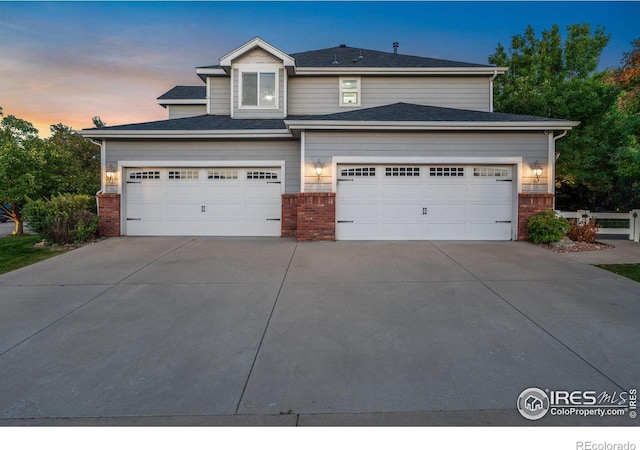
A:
[
  {"left": 166, "top": 219, "right": 206, "bottom": 236},
  {"left": 338, "top": 202, "right": 380, "bottom": 220},
  {"left": 469, "top": 203, "right": 512, "bottom": 220},
  {"left": 381, "top": 183, "right": 423, "bottom": 201},
  {"left": 422, "top": 184, "right": 467, "bottom": 200},
  {"left": 165, "top": 201, "right": 203, "bottom": 219},
  {"left": 426, "top": 204, "right": 467, "bottom": 221},
  {"left": 467, "top": 183, "right": 511, "bottom": 201},
  {"left": 127, "top": 202, "right": 165, "bottom": 219},
  {"left": 127, "top": 184, "right": 164, "bottom": 202},
  {"left": 381, "top": 203, "right": 423, "bottom": 219},
  {"left": 165, "top": 185, "right": 202, "bottom": 200},
  {"left": 424, "top": 223, "right": 468, "bottom": 240}
]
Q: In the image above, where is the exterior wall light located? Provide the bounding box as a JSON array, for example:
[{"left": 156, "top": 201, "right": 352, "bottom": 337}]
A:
[
  {"left": 532, "top": 160, "right": 542, "bottom": 182},
  {"left": 106, "top": 165, "right": 116, "bottom": 184},
  {"left": 313, "top": 159, "right": 324, "bottom": 180}
]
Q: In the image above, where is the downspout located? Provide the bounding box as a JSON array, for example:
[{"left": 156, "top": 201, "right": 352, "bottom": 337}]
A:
[
  {"left": 549, "top": 130, "right": 569, "bottom": 209},
  {"left": 489, "top": 70, "right": 498, "bottom": 113},
  {"left": 90, "top": 139, "right": 105, "bottom": 211}
]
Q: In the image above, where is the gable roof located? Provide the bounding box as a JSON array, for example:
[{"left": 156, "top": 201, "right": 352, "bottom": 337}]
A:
[
  {"left": 157, "top": 86, "right": 206, "bottom": 100},
  {"left": 284, "top": 103, "right": 579, "bottom": 131},
  {"left": 290, "top": 45, "right": 490, "bottom": 69},
  {"left": 294, "top": 103, "right": 568, "bottom": 123}
]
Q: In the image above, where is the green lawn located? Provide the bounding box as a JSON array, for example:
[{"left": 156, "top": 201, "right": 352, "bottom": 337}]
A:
[
  {"left": 596, "top": 263, "right": 640, "bottom": 283},
  {"left": 0, "top": 235, "right": 70, "bottom": 275}
]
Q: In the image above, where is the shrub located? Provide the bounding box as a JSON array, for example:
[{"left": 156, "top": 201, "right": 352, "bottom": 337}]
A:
[
  {"left": 527, "top": 209, "right": 570, "bottom": 244},
  {"left": 567, "top": 218, "right": 599, "bottom": 243},
  {"left": 23, "top": 194, "right": 98, "bottom": 245}
]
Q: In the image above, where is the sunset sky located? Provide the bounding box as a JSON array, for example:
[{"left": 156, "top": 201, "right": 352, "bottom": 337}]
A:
[{"left": 1, "top": 1, "right": 638, "bottom": 136}]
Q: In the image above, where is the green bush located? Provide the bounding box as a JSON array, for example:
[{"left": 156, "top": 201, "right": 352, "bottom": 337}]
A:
[
  {"left": 23, "top": 194, "right": 98, "bottom": 245},
  {"left": 527, "top": 209, "right": 570, "bottom": 244}
]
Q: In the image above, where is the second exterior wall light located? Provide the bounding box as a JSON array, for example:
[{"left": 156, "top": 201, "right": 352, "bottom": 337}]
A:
[
  {"left": 532, "top": 160, "right": 543, "bottom": 182},
  {"left": 313, "top": 159, "right": 324, "bottom": 180}
]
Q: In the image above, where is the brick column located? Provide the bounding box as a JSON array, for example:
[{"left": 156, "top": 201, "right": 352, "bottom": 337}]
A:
[
  {"left": 518, "top": 193, "right": 554, "bottom": 241},
  {"left": 296, "top": 192, "right": 336, "bottom": 241},
  {"left": 96, "top": 193, "right": 121, "bottom": 237},
  {"left": 281, "top": 194, "right": 298, "bottom": 238}
]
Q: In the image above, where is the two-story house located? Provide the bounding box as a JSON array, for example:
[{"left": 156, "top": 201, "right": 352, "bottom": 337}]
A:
[{"left": 82, "top": 37, "right": 578, "bottom": 241}]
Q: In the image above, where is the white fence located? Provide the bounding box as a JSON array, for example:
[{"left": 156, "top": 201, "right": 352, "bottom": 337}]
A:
[{"left": 556, "top": 209, "right": 640, "bottom": 242}]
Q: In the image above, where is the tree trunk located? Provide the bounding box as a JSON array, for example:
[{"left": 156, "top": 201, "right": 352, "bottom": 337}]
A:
[{"left": 13, "top": 218, "right": 24, "bottom": 236}]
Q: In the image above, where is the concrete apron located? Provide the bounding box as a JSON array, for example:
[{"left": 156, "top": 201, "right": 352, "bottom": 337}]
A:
[{"left": 0, "top": 238, "right": 638, "bottom": 426}]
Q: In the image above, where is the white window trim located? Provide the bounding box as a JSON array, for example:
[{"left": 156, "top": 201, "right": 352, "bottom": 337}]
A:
[
  {"left": 238, "top": 64, "right": 280, "bottom": 110},
  {"left": 339, "top": 76, "right": 361, "bottom": 107}
]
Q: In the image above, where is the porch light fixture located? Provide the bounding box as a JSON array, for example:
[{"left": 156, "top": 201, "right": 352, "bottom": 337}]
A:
[
  {"left": 106, "top": 165, "right": 116, "bottom": 183},
  {"left": 532, "top": 160, "right": 542, "bottom": 182},
  {"left": 313, "top": 159, "right": 324, "bottom": 180}
]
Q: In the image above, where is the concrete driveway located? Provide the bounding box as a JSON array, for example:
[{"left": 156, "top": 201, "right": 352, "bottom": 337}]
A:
[{"left": 0, "top": 238, "right": 638, "bottom": 426}]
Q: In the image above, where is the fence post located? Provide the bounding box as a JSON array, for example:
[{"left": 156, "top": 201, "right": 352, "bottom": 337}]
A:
[
  {"left": 577, "top": 210, "right": 590, "bottom": 225},
  {"left": 631, "top": 209, "right": 640, "bottom": 242}
]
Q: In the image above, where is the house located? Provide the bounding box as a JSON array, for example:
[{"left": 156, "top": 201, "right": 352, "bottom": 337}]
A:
[{"left": 82, "top": 37, "right": 578, "bottom": 241}]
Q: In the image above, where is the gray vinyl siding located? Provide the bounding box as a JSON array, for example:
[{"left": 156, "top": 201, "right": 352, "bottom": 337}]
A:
[
  {"left": 288, "top": 76, "right": 491, "bottom": 115},
  {"left": 208, "top": 77, "right": 231, "bottom": 115},
  {"left": 105, "top": 139, "right": 300, "bottom": 193},
  {"left": 232, "top": 68, "right": 286, "bottom": 119},
  {"left": 303, "top": 131, "right": 549, "bottom": 193},
  {"left": 166, "top": 105, "right": 207, "bottom": 119}
]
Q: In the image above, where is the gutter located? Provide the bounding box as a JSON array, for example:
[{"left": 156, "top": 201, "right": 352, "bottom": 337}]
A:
[{"left": 489, "top": 70, "right": 499, "bottom": 113}]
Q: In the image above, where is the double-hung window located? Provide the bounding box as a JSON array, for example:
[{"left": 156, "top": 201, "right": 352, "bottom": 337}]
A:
[
  {"left": 340, "top": 77, "right": 360, "bottom": 106},
  {"left": 241, "top": 71, "right": 277, "bottom": 108}
]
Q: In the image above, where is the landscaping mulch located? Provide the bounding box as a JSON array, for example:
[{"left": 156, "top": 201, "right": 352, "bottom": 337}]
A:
[{"left": 539, "top": 241, "right": 613, "bottom": 253}]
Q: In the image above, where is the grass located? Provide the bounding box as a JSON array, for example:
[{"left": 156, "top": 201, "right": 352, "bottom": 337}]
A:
[
  {"left": 596, "top": 263, "right": 640, "bottom": 283},
  {"left": 0, "top": 235, "right": 70, "bottom": 275}
]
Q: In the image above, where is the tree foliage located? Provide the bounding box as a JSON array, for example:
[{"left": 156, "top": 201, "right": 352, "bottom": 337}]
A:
[
  {"left": 0, "top": 108, "right": 100, "bottom": 235},
  {"left": 490, "top": 24, "right": 639, "bottom": 210}
]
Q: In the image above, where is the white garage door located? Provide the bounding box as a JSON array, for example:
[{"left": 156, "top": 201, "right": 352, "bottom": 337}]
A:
[
  {"left": 125, "top": 168, "right": 282, "bottom": 236},
  {"left": 336, "top": 165, "right": 513, "bottom": 240}
]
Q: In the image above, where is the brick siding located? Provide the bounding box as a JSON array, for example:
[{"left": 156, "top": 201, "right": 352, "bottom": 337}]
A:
[
  {"left": 281, "top": 194, "right": 298, "bottom": 238},
  {"left": 518, "top": 193, "right": 554, "bottom": 241},
  {"left": 96, "top": 193, "right": 121, "bottom": 237},
  {"left": 295, "top": 192, "right": 336, "bottom": 241}
]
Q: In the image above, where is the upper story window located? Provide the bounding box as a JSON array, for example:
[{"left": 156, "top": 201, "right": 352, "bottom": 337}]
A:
[
  {"left": 340, "top": 77, "right": 360, "bottom": 107},
  {"left": 241, "top": 71, "right": 277, "bottom": 108}
]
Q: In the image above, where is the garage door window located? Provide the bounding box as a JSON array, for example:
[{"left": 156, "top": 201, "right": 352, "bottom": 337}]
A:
[
  {"left": 429, "top": 167, "right": 464, "bottom": 177},
  {"left": 340, "top": 167, "right": 376, "bottom": 177},
  {"left": 247, "top": 171, "right": 278, "bottom": 180},
  {"left": 168, "top": 170, "right": 199, "bottom": 180},
  {"left": 385, "top": 167, "right": 420, "bottom": 177},
  {"left": 129, "top": 170, "right": 160, "bottom": 180},
  {"left": 208, "top": 170, "right": 238, "bottom": 180},
  {"left": 473, "top": 167, "right": 510, "bottom": 177}
]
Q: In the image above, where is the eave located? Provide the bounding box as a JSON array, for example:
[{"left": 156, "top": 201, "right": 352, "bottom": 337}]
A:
[
  {"left": 284, "top": 120, "right": 579, "bottom": 131},
  {"left": 291, "top": 66, "right": 509, "bottom": 76},
  {"left": 80, "top": 129, "right": 293, "bottom": 139}
]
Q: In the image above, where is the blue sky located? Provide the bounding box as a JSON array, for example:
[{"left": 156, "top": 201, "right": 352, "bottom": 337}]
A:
[{"left": 1, "top": 1, "right": 638, "bottom": 135}]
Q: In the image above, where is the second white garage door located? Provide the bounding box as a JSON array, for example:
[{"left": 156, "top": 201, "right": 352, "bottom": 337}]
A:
[
  {"left": 125, "top": 167, "right": 282, "bottom": 236},
  {"left": 336, "top": 165, "right": 514, "bottom": 240}
]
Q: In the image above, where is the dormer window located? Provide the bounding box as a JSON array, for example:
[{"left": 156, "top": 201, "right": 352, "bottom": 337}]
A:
[
  {"left": 340, "top": 77, "right": 360, "bottom": 107},
  {"left": 241, "top": 70, "right": 277, "bottom": 108}
]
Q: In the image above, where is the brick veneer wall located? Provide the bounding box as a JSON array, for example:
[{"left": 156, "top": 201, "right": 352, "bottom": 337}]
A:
[
  {"left": 518, "top": 193, "right": 554, "bottom": 241},
  {"left": 96, "top": 193, "right": 121, "bottom": 237},
  {"left": 281, "top": 194, "right": 298, "bottom": 238},
  {"left": 295, "top": 192, "right": 336, "bottom": 241}
]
